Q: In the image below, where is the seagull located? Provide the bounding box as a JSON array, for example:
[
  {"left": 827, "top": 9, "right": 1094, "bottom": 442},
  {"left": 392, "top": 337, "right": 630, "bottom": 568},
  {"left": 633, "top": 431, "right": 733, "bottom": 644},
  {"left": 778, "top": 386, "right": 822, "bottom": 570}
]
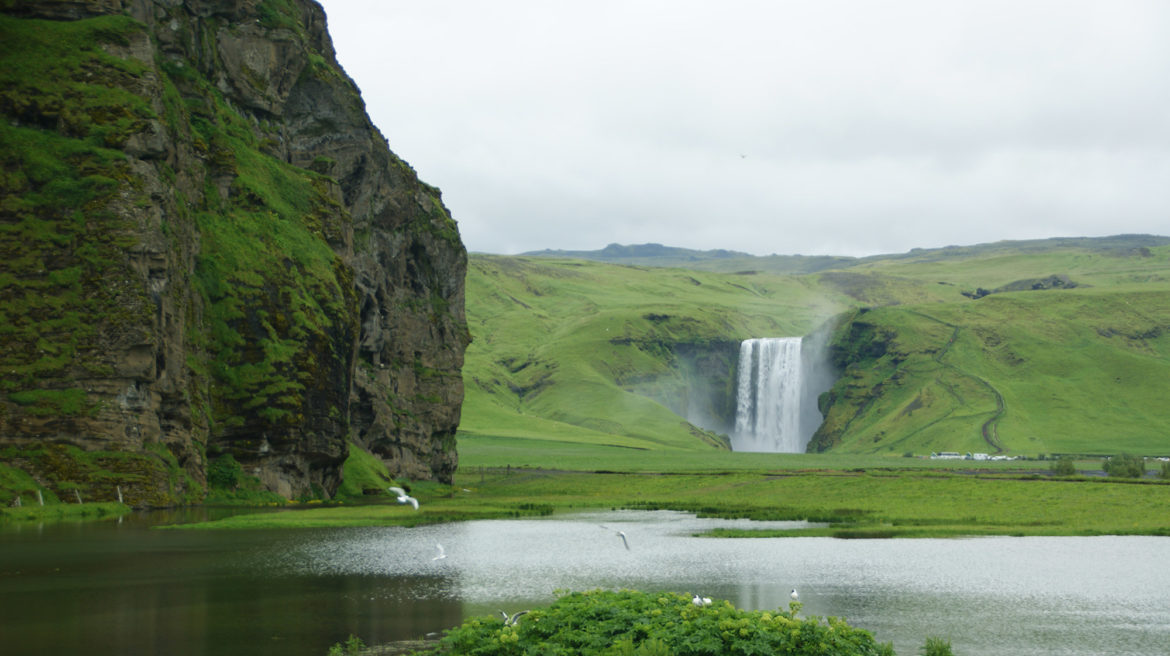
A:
[
  {"left": 388, "top": 486, "right": 419, "bottom": 510},
  {"left": 692, "top": 594, "right": 712, "bottom": 607},
  {"left": 432, "top": 543, "right": 446, "bottom": 560},
  {"left": 500, "top": 610, "right": 529, "bottom": 626},
  {"left": 616, "top": 530, "right": 630, "bottom": 550},
  {"left": 790, "top": 589, "right": 799, "bottom": 600}
]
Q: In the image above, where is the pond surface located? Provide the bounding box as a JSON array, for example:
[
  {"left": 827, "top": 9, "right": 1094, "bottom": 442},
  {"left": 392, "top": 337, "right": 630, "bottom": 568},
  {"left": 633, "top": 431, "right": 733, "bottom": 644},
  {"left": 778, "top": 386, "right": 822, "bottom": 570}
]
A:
[{"left": 1, "top": 509, "right": 1168, "bottom": 655}]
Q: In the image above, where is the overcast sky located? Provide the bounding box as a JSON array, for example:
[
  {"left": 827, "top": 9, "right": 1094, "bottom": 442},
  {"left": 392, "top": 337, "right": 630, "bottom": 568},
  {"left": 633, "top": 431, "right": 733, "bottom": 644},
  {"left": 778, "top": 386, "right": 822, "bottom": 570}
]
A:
[{"left": 321, "top": 1, "right": 1170, "bottom": 257}]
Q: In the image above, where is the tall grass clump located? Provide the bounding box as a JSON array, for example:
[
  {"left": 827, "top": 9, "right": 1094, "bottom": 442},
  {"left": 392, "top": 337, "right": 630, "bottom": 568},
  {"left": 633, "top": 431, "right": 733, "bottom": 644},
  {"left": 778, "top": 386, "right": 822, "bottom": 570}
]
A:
[{"left": 919, "top": 636, "right": 954, "bottom": 656}]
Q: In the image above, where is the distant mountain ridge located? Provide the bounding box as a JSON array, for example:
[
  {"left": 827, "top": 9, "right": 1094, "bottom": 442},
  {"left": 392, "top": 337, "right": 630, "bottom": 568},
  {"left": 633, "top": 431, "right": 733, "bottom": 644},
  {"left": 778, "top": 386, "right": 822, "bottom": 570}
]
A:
[{"left": 521, "top": 235, "right": 1170, "bottom": 274}]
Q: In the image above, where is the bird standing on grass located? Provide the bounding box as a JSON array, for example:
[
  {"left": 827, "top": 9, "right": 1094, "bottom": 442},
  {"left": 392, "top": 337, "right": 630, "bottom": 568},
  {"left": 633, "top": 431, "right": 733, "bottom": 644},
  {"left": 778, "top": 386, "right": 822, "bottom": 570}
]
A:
[{"left": 389, "top": 486, "right": 419, "bottom": 510}]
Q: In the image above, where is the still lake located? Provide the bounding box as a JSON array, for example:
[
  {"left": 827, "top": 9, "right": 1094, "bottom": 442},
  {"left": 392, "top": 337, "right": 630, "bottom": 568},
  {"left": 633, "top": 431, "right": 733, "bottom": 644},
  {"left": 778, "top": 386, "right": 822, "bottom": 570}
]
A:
[{"left": 1, "top": 508, "right": 1168, "bottom": 656}]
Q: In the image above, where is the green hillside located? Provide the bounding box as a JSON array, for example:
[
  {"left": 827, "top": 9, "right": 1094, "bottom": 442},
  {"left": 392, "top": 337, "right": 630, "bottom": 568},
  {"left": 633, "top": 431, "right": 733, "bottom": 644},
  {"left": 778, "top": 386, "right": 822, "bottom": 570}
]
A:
[
  {"left": 461, "top": 256, "right": 852, "bottom": 449},
  {"left": 463, "top": 236, "right": 1170, "bottom": 459}
]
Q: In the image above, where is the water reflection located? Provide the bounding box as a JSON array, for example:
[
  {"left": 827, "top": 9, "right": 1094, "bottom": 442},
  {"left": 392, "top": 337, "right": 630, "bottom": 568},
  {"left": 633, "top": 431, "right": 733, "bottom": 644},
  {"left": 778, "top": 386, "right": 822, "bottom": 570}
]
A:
[{"left": 1, "top": 510, "right": 1168, "bottom": 656}]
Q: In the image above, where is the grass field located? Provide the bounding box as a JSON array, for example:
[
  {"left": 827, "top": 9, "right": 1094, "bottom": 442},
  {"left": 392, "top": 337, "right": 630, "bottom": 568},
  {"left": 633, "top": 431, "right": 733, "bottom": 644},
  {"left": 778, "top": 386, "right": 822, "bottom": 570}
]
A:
[
  {"left": 171, "top": 454, "right": 1170, "bottom": 538},
  {"left": 161, "top": 435, "right": 1170, "bottom": 538}
]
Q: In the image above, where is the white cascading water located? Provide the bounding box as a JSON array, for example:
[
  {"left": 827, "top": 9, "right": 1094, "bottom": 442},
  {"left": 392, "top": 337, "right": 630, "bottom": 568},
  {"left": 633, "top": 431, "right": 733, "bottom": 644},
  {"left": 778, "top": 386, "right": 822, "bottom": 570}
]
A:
[{"left": 732, "top": 337, "right": 807, "bottom": 452}]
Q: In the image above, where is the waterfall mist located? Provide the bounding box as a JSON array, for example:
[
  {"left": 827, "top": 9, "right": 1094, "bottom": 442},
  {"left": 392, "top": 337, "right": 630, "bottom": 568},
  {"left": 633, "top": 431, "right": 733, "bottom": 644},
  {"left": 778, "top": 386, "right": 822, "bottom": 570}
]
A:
[{"left": 731, "top": 335, "right": 834, "bottom": 453}]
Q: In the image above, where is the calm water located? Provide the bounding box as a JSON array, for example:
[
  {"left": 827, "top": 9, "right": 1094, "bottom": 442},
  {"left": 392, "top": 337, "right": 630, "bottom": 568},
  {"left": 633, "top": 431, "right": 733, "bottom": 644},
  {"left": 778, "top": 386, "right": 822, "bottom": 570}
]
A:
[{"left": 1, "top": 509, "right": 1168, "bottom": 655}]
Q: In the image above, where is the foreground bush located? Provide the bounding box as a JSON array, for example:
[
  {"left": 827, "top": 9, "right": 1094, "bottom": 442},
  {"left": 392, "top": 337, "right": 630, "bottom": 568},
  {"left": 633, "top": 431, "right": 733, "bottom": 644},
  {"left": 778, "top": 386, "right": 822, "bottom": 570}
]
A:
[{"left": 425, "top": 589, "right": 895, "bottom": 655}]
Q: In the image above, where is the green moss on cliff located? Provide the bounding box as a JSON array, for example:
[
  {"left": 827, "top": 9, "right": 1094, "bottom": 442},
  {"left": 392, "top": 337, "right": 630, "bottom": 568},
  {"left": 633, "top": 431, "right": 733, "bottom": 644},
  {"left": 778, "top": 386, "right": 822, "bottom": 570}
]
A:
[
  {"left": 0, "top": 14, "right": 154, "bottom": 418},
  {"left": 154, "top": 31, "right": 359, "bottom": 440}
]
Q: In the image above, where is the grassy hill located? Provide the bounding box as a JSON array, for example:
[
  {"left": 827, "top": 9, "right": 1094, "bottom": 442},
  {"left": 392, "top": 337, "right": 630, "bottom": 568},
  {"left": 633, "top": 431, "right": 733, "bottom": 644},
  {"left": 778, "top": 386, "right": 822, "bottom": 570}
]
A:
[
  {"left": 460, "top": 255, "right": 852, "bottom": 450},
  {"left": 463, "top": 236, "right": 1170, "bottom": 460}
]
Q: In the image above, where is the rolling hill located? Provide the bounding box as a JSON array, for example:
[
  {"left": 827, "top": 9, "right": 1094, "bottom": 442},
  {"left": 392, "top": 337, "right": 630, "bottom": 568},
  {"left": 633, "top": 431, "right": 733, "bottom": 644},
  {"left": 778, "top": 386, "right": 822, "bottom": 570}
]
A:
[{"left": 463, "top": 235, "right": 1170, "bottom": 458}]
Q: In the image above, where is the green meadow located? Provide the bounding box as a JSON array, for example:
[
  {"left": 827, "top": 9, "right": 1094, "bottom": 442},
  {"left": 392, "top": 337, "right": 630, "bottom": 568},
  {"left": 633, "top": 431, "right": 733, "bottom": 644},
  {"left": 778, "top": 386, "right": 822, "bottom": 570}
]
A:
[
  {"left": 164, "top": 434, "right": 1170, "bottom": 539},
  {"left": 172, "top": 452, "right": 1170, "bottom": 538}
]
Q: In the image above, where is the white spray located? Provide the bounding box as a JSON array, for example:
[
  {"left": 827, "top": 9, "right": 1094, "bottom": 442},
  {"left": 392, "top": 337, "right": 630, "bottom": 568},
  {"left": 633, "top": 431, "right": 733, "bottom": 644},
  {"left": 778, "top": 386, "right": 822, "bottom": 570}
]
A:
[{"left": 732, "top": 336, "right": 828, "bottom": 453}]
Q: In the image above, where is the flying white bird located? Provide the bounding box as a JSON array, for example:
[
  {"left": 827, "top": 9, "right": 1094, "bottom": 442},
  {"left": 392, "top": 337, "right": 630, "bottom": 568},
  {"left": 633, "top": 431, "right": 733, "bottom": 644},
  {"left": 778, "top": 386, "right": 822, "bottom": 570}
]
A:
[
  {"left": 790, "top": 589, "right": 799, "bottom": 600},
  {"left": 388, "top": 486, "right": 419, "bottom": 510},
  {"left": 599, "top": 524, "right": 630, "bottom": 550},
  {"left": 432, "top": 543, "right": 446, "bottom": 560},
  {"left": 500, "top": 610, "right": 529, "bottom": 626}
]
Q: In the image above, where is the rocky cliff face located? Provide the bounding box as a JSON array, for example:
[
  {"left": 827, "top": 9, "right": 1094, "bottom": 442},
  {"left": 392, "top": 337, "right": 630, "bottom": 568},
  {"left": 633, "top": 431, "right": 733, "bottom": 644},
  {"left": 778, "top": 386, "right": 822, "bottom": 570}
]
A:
[{"left": 0, "top": 0, "right": 469, "bottom": 505}]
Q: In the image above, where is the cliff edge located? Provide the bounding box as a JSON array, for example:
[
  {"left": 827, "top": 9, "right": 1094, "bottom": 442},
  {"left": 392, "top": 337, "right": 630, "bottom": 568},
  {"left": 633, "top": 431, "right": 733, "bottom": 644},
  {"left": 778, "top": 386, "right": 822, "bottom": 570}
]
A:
[{"left": 0, "top": 0, "right": 470, "bottom": 505}]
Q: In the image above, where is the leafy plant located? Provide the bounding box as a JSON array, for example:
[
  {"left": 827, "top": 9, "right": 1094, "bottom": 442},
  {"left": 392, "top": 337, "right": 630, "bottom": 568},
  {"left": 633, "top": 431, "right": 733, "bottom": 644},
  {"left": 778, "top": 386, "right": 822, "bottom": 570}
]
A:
[
  {"left": 1103, "top": 454, "right": 1146, "bottom": 478},
  {"left": 326, "top": 634, "right": 365, "bottom": 656},
  {"left": 919, "top": 636, "right": 954, "bottom": 656},
  {"left": 1050, "top": 456, "right": 1076, "bottom": 476},
  {"left": 206, "top": 454, "right": 243, "bottom": 490},
  {"left": 429, "top": 589, "right": 895, "bottom": 655}
]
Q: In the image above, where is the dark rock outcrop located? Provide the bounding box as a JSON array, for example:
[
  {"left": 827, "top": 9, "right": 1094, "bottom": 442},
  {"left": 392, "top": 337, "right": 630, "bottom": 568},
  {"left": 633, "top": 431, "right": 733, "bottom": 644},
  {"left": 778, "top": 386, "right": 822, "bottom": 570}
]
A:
[{"left": 0, "top": 0, "right": 469, "bottom": 505}]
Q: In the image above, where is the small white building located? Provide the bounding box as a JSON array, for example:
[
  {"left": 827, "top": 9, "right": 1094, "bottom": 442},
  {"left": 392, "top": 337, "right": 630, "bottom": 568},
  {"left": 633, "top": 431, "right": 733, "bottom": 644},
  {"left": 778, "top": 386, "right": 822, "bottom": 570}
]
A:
[{"left": 930, "top": 452, "right": 964, "bottom": 460}]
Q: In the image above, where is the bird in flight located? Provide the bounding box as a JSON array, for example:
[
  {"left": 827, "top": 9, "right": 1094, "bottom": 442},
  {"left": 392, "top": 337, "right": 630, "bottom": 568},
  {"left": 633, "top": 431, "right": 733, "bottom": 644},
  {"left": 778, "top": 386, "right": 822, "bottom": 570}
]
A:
[
  {"left": 790, "top": 589, "right": 799, "bottom": 600},
  {"left": 432, "top": 543, "right": 446, "bottom": 560},
  {"left": 388, "top": 486, "right": 419, "bottom": 510},
  {"left": 500, "top": 610, "right": 529, "bottom": 626},
  {"left": 599, "top": 524, "right": 631, "bottom": 550}
]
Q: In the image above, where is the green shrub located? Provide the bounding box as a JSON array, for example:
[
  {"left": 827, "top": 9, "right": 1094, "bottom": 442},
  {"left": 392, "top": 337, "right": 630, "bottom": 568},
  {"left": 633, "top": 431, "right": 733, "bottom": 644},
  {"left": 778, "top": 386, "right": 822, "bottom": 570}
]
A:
[
  {"left": 920, "top": 636, "right": 954, "bottom": 655},
  {"left": 1161, "top": 460, "right": 1170, "bottom": 480},
  {"left": 326, "top": 634, "right": 365, "bottom": 656},
  {"left": 1103, "top": 454, "right": 1146, "bottom": 478},
  {"left": 1050, "top": 456, "right": 1076, "bottom": 476},
  {"left": 432, "top": 589, "right": 895, "bottom": 656},
  {"left": 206, "top": 454, "right": 242, "bottom": 490}
]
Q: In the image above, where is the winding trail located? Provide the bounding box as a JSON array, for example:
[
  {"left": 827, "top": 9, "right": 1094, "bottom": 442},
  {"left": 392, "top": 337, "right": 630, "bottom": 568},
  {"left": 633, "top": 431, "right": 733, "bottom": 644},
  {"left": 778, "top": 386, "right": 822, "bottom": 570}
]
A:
[{"left": 907, "top": 311, "right": 1005, "bottom": 454}]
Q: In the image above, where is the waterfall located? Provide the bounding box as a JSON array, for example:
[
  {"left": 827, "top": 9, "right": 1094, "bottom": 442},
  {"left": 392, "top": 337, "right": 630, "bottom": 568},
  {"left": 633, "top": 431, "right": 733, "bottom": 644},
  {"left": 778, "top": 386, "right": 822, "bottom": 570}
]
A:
[{"left": 732, "top": 337, "right": 819, "bottom": 453}]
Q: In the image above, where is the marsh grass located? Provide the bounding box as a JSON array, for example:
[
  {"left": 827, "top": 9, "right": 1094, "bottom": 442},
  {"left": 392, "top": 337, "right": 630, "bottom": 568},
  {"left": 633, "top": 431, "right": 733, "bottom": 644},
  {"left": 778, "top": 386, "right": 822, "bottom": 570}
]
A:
[
  {"left": 170, "top": 455, "right": 1170, "bottom": 537},
  {"left": 455, "top": 433, "right": 1041, "bottom": 472},
  {"left": 0, "top": 500, "right": 130, "bottom": 522},
  {"left": 166, "top": 499, "right": 553, "bottom": 530}
]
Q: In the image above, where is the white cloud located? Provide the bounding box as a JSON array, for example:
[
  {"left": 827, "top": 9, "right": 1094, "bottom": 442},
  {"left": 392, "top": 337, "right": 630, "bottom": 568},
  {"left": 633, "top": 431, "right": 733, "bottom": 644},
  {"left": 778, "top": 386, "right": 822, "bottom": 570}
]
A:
[{"left": 322, "top": 0, "right": 1170, "bottom": 256}]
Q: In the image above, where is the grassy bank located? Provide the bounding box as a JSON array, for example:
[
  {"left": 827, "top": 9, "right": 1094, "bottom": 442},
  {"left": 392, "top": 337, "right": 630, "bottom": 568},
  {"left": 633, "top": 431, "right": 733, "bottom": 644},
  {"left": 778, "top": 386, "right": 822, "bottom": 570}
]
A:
[
  {"left": 170, "top": 447, "right": 1170, "bottom": 537},
  {"left": 0, "top": 500, "right": 130, "bottom": 523}
]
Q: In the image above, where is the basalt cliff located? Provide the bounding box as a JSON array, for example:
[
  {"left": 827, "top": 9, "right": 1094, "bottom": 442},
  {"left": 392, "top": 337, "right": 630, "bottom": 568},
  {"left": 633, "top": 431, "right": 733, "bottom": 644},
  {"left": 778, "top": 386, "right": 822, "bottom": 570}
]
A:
[{"left": 0, "top": 0, "right": 470, "bottom": 505}]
